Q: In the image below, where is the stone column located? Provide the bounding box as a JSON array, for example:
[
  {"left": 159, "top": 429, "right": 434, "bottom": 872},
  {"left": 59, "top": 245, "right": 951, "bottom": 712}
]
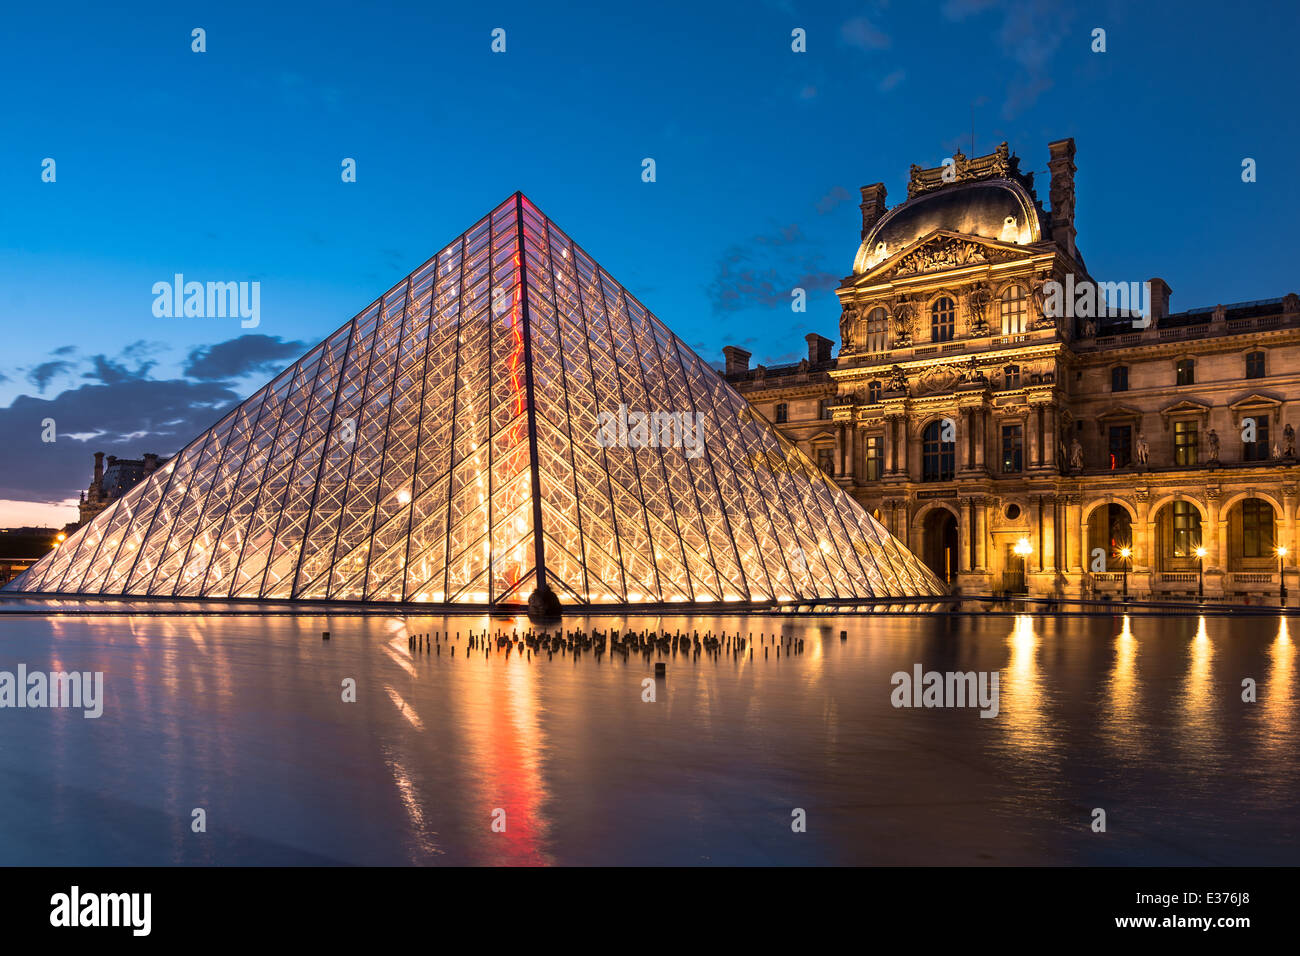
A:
[
  {"left": 958, "top": 498, "right": 972, "bottom": 574},
  {"left": 1044, "top": 407, "right": 1057, "bottom": 469},
  {"left": 1026, "top": 408, "right": 1039, "bottom": 468},
  {"left": 1067, "top": 494, "right": 1083, "bottom": 571},
  {"left": 974, "top": 409, "right": 987, "bottom": 471},
  {"left": 1039, "top": 494, "right": 1056, "bottom": 572},
  {"left": 1205, "top": 491, "right": 1223, "bottom": 574},
  {"left": 1136, "top": 492, "right": 1153, "bottom": 574},
  {"left": 1282, "top": 486, "right": 1297, "bottom": 557},
  {"left": 904, "top": 416, "right": 915, "bottom": 478}
]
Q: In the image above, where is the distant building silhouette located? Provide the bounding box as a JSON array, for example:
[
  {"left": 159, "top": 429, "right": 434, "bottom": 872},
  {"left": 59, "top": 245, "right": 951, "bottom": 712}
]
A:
[{"left": 78, "top": 451, "right": 167, "bottom": 525}]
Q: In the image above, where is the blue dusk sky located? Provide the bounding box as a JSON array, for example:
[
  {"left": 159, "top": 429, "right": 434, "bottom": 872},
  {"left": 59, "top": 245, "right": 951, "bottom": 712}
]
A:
[{"left": 1, "top": 0, "right": 1296, "bottom": 525}]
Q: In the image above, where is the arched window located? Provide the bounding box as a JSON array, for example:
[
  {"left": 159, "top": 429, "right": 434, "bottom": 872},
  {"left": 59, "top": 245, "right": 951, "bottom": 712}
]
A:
[
  {"left": 1242, "top": 498, "right": 1275, "bottom": 557},
  {"left": 922, "top": 420, "right": 955, "bottom": 482},
  {"left": 930, "top": 297, "right": 956, "bottom": 342},
  {"left": 866, "top": 307, "right": 889, "bottom": 352},
  {"left": 1000, "top": 285, "right": 1027, "bottom": 335}
]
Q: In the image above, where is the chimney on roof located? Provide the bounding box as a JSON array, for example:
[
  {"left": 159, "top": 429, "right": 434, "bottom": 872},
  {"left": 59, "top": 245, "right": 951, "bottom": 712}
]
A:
[
  {"left": 1146, "top": 278, "right": 1172, "bottom": 322},
  {"left": 806, "top": 333, "right": 833, "bottom": 365},
  {"left": 722, "top": 345, "right": 752, "bottom": 376},
  {"left": 93, "top": 451, "right": 104, "bottom": 487},
  {"left": 1047, "top": 138, "right": 1077, "bottom": 260},
  {"left": 859, "top": 183, "right": 888, "bottom": 240},
  {"left": 143, "top": 453, "right": 160, "bottom": 472}
]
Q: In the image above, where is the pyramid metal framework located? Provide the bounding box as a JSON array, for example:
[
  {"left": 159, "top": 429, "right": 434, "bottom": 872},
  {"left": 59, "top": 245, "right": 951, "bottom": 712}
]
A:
[{"left": 9, "top": 194, "right": 945, "bottom": 608}]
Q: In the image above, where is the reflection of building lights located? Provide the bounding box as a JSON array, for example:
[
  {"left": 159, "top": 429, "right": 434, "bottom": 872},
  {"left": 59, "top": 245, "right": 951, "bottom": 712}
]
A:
[
  {"left": 397, "top": 489, "right": 411, "bottom": 505},
  {"left": 55, "top": 532, "right": 66, "bottom": 543}
]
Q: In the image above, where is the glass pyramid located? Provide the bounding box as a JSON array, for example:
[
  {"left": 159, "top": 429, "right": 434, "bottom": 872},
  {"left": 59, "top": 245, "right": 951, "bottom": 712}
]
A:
[{"left": 8, "top": 194, "right": 945, "bottom": 608}]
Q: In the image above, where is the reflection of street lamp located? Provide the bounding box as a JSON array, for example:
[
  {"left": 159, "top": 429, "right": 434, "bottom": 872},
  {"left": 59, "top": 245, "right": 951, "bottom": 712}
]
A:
[
  {"left": 1195, "top": 545, "right": 1207, "bottom": 601},
  {"left": 1278, "top": 545, "right": 1289, "bottom": 607},
  {"left": 1119, "top": 546, "right": 1133, "bottom": 601}
]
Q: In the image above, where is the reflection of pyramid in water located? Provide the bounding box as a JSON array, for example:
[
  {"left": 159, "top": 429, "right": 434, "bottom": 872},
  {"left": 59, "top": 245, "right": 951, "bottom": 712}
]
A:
[{"left": 10, "top": 195, "right": 945, "bottom": 607}]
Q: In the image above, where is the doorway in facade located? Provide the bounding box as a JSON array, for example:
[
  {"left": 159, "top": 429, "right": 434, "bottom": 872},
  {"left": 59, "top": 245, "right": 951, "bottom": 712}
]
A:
[
  {"left": 1002, "top": 542, "right": 1027, "bottom": 594},
  {"left": 922, "top": 509, "right": 959, "bottom": 584}
]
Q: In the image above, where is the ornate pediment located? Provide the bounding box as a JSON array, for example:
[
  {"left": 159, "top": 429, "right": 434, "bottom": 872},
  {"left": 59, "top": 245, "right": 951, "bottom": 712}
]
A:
[
  {"left": 861, "top": 231, "right": 1029, "bottom": 282},
  {"left": 1228, "top": 392, "right": 1283, "bottom": 427},
  {"left": 1159, "top": 399, "right": 1211, "bottom": 431}
]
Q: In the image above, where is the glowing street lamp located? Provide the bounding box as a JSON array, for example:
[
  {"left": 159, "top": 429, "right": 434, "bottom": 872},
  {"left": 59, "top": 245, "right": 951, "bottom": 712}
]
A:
[
  {"left": 1277, "top": 545, "right": 1289, "bottom": 607},
  {"left": 1118, "top": 545, "right": 1133, "bottom": 601},
  {"left": 1194, "top": 545, "right": 1207, "bottom": 601}
]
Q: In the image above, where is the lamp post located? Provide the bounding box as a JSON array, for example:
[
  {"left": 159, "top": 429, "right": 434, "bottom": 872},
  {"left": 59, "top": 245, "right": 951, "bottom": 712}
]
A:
[
  {"left": 1195, "top": 546, "right": 1207, "bottom": 601},
  {"left": 1278, "top": 545, "right": 1289, "bottom": 607},
  {"left": 1119, "top": 546, "right": 1132, "bottom": 602}
]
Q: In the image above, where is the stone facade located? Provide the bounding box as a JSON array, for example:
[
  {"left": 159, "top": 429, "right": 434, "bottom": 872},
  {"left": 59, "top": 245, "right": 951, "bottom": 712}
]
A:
[
  {"left": 77, "top": 451, "right": 166, "bottom": 526},
  {"left": 727, "top": 139, "right": 1300, "bottom": 602}
]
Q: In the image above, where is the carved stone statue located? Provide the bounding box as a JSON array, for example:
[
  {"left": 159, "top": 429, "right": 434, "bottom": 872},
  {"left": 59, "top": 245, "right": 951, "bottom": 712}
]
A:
[
  {"left": 1207, "top": 428, "right": 1220, "bottom": 463},
  {"left": 960, "top": 355, "right": 986, "bottom": 384},
  {"left": 1284, "top": 292, "right": 1300, "bottom": 316},
  {"left": 1136, "top": 432, "right": 1149, "bottom": 467},
  {"left": 892, "top": 296, "right": 915, "bottom": 347},
  {"left": 885, "top": 364, "right": 909, "bottom": 394},
  {"left": 1082, "top": 317, "right": 1097, "bottom": 338},
  {"left": 1068, "top": 437, "right": 1084, "bottom": 472},
  {"left": 1286, "top": 423, "right": 1296, "bottom": 458},
  {"left": 839, "top": 304, "right": 858, "bottom": 349},
  {"left": 1212, "top": 304, "right": 1226, "bottom": 323},
  {"left": 966, "top": 283, "right": 991, "bottom": 336},
  {"left": 1029, "top": 277, "right": 1060, "bottom": 332}
]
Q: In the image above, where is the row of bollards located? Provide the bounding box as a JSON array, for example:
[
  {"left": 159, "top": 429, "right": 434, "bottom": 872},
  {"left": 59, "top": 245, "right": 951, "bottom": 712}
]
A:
[{"left": 389, "top": 625, "right": 821, "bottom": 671}]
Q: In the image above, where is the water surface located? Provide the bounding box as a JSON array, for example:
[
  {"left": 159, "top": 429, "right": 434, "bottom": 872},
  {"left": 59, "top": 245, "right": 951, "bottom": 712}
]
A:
[{"left": 0, "top": 610, "right": 1295, "bottom": 865}]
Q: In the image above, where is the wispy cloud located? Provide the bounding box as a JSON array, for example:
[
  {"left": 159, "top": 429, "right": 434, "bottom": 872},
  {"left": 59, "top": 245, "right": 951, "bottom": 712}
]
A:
[
  {"left": 878, "top": 69, "right": 906, "bottom": 92},
  {"left": 708, "top": 223, "right": 838, "bottom": 315},
  {"left": 840, "top": 16, "right": 891, "bottom": 51},
  {"left": 940, "top": 0, "right": 1075, "bottom": 118},
  {"left": 816, "top": 186, "right": 853, "bottom": 215}
]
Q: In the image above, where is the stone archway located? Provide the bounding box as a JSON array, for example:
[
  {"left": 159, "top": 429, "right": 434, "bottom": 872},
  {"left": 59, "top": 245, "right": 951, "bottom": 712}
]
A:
[{"left": 920, "top": 506, "right": 959, "bottom": 584}]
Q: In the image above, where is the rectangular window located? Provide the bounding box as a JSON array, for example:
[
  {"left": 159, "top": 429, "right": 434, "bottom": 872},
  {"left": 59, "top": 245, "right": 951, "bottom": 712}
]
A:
[
  {"left": 865, "top": 436, "right": 882, "bottom": 481},
  {"left": 1174, "top": 420, "right": 1198, "bottom": 466},
  {"left": 1001, "top": 425, "right": 1023, "bottom": 474},
  {"left": 816, "top": 447, "right": 835, "bottom": 476},
  {"left": 1172, "top": 500, "right": 1201, "bottom": 557},
  {"left": 1004, "top": 365, "right": 1020, "bottom": 389},
  {"left": 868, "top": 382, "right": 881, "bottom": 404},
  {"left": 1176, "top": 359, "right": 1195, "bottom": 386},
  {"left": 1111, "top": 366, "right": 1128, "bottom": 392},
  {"left": 1109, "top": 425, "right": 1132, "bottom": 469},
  {"left": 775, "top": 403, "right": 788, "bottom": 424},
  {"left": 1244, "top": 415, "right": 1270, "bottom": 461},
  {"left": 1242, "top": 499, "right": 1275, "bottom": 558},
  {"left": 1246, "top": 352, "right": 1266, "bottom": 379},
  {"left": 818, "top": 399, "right": 834, "bottom": 420}
]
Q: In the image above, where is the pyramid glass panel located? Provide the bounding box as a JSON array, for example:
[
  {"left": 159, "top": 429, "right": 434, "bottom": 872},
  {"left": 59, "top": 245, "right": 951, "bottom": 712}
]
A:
[{"left": 7, "top": 194, "right": 945, "bottom": 607}]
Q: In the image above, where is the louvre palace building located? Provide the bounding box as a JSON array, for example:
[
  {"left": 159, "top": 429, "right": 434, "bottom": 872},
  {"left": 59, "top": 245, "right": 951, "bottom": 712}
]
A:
[{"left": 726, "top": 138, "right": 1300, "bottom": 602}]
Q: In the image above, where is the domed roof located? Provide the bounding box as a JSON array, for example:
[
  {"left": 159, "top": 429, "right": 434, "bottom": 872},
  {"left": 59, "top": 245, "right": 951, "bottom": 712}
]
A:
[{"left": 853, "top": 178, "right": 1045, "bottom": 274}]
